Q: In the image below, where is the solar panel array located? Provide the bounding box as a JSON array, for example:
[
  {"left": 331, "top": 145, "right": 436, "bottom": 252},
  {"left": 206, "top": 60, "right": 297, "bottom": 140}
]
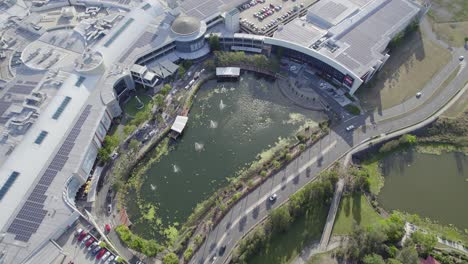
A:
[
  {"left": 52, "top": 96, "right": 72, "bottom": 120},
  {"left": 7, "top": 105, "right": 92, "bottom": 242},
  {"left": 75, "top": 76, "right": 86, "bottom": 87},
  {"left": 34, "top": 131, "right": 48, "bottom": 145},
  {"left": 0, "top": 171, "right": 20, "bottom": 200}
]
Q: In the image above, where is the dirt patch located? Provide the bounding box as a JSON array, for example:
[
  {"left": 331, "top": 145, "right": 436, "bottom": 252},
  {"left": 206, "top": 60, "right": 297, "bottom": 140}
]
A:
[{"left": 356, "top": 28, "right": 451, "bottom": 111}]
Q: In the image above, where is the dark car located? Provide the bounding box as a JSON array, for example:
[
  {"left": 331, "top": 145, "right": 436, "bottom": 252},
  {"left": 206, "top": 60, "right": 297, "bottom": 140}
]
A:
[
  {"left": 218, "top": 245, "right": 226, "bottom": 256},
  {"left": 92, "top": 246, "right": 102, "bottom": 256}
]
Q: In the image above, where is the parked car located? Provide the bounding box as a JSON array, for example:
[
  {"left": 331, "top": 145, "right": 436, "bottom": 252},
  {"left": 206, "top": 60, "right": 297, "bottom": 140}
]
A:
[
  {"left": 92, "top": 246, "right": 102, "bottom": 256},
  {"left": 101, "top": 251, "right": 111, "bottom": 261},
  {"left": 85, "top": 237, "right": 95, "bottom": 247},
  {"left": 80, "top": 235, "right": 91, "bottom": 245},
  {"left": 107, "top": 204, "right": 112, "bottom": 215},
  {"left": 75, "top": 228, "right": 83, "bottom": 236},
  {"left": 346, "top": 125, "right": 355, "bottom": 131},
  {"left": 104, "top": 255, "right": 115, "bottom": 264},
  {"left": 88, "top": 241, "right": 99, "bottom": 251},
  {"left": 77, "top": 231, "right": 87, "bottom": 241},
  {"left": 96, "top": 248, "right": 107, "bottom": 260}
]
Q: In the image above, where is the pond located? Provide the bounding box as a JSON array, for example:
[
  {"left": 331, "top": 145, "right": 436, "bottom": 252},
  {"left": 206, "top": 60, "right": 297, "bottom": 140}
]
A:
[
  {"left": 127, "top": 74, "right": 326, "bottom": 236},
  {"left": 378, "top": 149, "right": 468, "bottom": 229}
]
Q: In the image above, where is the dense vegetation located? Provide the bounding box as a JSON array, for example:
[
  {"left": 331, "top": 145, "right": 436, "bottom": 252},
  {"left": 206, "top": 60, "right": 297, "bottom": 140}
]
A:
[
  {"left": 336, "top": 213, "right": 439, "bottom": 264},
  {"left": 213, "top": 51, "right": 280, "bottom": 72},
  {"left": 115, "top": 225, "right": 164, "bottom": 257},
  {"left": 231, "top": 167, "right": 339, "bottom": 263}
]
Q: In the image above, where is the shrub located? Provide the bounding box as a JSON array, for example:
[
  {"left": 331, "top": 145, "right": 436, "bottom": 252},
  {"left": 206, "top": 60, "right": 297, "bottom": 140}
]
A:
[
  {"left": 163, "top": 252, "right": 179, "bottom": 264},
  {"left": 115, "top": 225, "right": 164, "bottom": 257},
  {"left": 184, "top": 246, "right": 193, "bottom": 261},
  {"left": 345, "top": 104, "right": 361, "bottom": 115}
]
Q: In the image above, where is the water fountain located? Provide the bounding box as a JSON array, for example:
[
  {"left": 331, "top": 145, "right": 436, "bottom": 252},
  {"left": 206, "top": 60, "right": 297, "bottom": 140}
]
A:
[
  {"left": 209, "top": 120, "right": 218, "bottom": 129},
  {"left": 194, "top": 142, "right": 204, "bottom": 152},
  {"left": 219, "top": 99, "right": 226, "bottom": 110},
  {"left": 172, "top": 164, "right": 180, "bottom": 173}
]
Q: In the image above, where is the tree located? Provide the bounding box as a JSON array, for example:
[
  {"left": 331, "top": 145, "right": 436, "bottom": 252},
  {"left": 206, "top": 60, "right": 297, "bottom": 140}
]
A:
[
  {"left": 204, "top": 59, "right": 216, "bottom": 71},
  {"left": 184, "top": 246, "right": 193, "bottom": 261},
  {"left": 163, "top": 252, "right": 179, "bottom": 264},
  {"left": 178, "top": 66, "right": 186, "bottom": 79},
  {"left": 411, "top": 231, "right": 437, "bottom": 257},
  {"left": 397, "top": 246, "right": 419, "bottom": 264},
  {"left": 128, "top": 139, "right": 140, "bottom": 153},
  {"left": 363, "top": 253, "right": 385, "bottom": 264},
  {"left": 161, "top": 84, "right": 172, "bottom": 96},
  {"left": 382, "top": 213, "right": 405, "bottom": 243},
  {"left": 154, "top": 94, "right": 164, "bottom": 106},
  {"left": 123, "top": 125, "right": 137, "bottom": 137},
  {"left": 209, "top": 34, "right": 221, "bottom": 51},
  {"left": 269, "top": 207, "right": 291, "bottom": 233},
  {"left": 98, "top": 147, "right": 111, "bottom": 162},
  {"left": 386, "top": 259, "right": 402, "bottom": 264}
]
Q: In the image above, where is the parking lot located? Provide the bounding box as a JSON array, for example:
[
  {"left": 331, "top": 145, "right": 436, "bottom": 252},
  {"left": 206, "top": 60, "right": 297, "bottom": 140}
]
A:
[
  {"left": 238, "top": 0, "right": 318, "bottom": 35},
  {"left": 55, "top": 217, "right": 121, "bottom": 264}
]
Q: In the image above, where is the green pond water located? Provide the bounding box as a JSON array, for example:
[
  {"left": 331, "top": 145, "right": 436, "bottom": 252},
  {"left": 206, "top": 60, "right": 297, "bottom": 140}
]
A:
[
  {"left": 128, "top": 74, "right": 325, "bottom": 236},
  {"left": 378, "top": 149, "right": 468, "bottom": 229}
]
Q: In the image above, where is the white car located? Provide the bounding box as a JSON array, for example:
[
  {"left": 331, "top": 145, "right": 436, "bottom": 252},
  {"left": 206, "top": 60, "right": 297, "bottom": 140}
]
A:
[
  {"left": 101, "top": 251, "right": 111, "bottom": 261},
  {"left": 459, "top": 56, "right": 464, "bottom": 61},
  {"left": 416, "top": 92, "right": 422, "bottom": 98},
  {"left": 111, "top": 152, "right": 119, "bottom": 160},
  {"left": 346, "top": 125, "right": 355, "bottom": 131},
  {"left": 80, "top": 235, "right": 91, "bottom": 246},
  {"left": 269, "top": 193, "right": 277, "bottom": 202}
]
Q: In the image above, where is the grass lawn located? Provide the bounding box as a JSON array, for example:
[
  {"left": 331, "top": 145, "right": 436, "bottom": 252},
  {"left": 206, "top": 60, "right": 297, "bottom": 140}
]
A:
[
  {"left": 248, "top": 207, "right": 329, "bottom": 264},
  {"left": 123, "top": 94, "right": 152, "bottom": 117},
  {"left": 307, "top": 251, "right": 338, "bottom": 264},
  {"left": 331, "top": 193, "right": 382, "bottom": 236},
  {"left": 429, "top": 0, "right": 468, "bottom": 23},
  {"left": 442, "top": 87, "right": 468, "bottom": 118},
  {"left": 362, "top": 160, "right": 384, "bottom": 196},
  {"left": 356, "top": 28, "right": 451, "bottom": 111},
  {"left": 432, "top": 21, "right": 468, "bottom": 47}
]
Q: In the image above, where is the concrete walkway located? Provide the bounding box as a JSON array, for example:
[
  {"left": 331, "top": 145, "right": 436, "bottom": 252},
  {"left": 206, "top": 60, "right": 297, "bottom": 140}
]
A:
[{"left": 319, "top": 179, "right": 345, "bottom": 251}]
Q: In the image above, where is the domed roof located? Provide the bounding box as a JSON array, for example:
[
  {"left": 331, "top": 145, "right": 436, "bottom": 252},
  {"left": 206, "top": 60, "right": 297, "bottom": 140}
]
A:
[{"left": 171, "top": 16, "right": 201, "bottom": 35}]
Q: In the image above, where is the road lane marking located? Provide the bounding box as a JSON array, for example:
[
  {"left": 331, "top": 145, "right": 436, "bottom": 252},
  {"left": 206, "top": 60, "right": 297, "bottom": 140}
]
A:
[{"left": 201, "top": 140, "right": 338, "bottom": 264}]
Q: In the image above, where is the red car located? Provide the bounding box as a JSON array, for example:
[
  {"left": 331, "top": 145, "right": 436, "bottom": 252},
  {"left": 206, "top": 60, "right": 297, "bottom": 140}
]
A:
[
  {"left": 96, "top": 248, "right": 107, "bottom": 260},
  {"left": 85, "top": 237, "right": 95, "bottom": 247},
  {"left": 77, "top": 231, "right": 87, "bottom": 241}
]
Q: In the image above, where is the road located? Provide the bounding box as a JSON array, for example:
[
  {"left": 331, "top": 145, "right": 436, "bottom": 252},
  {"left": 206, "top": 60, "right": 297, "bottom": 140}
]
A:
[{"left": 190, "top": 26, "right": 468, "bottom": 264}]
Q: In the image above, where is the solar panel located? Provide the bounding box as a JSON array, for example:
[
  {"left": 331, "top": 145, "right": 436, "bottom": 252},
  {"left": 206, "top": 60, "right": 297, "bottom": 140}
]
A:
[
  {"left": 52, "top": 96, "right": 72, "bottom": 120},
  {"left": 0, "top": 171, "right": 20, "bottom": 200},
  {"left": 75, "top": 76, "right": 86, "bottom": 87},
  {"left": 34, "top": 131, "right": 48, "bottom": 144}
]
